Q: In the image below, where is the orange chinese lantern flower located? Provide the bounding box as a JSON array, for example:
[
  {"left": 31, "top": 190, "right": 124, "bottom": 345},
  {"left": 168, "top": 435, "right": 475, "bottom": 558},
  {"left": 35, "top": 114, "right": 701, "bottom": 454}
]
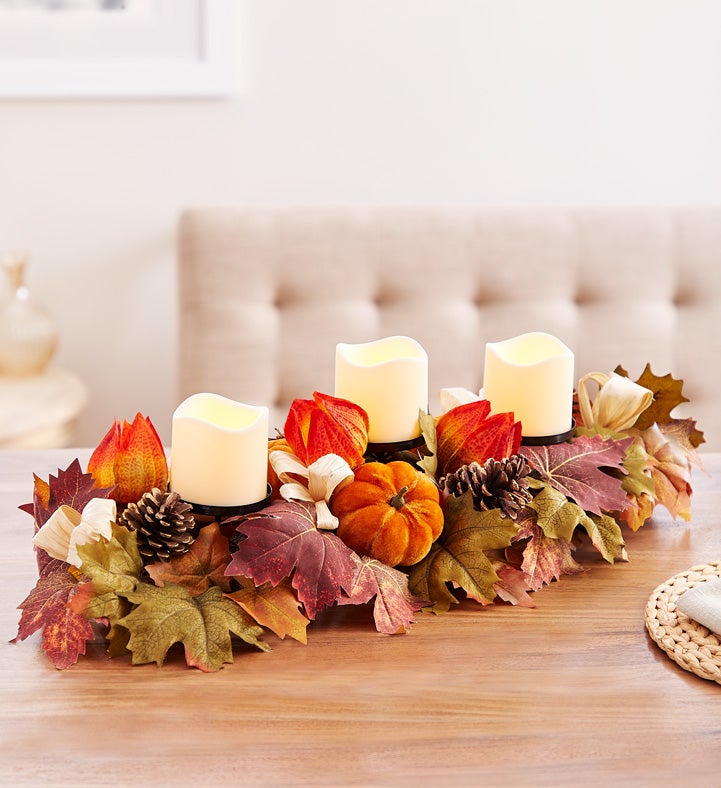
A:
[
  {"left": 284, "top": 392, "right": 369, "bottom": 469},
  {"left": 436, "top": 400, "right": 521, "bottom": 477},
  {"left": 88, "top": 413, "right": 168, "bottom": 503}
]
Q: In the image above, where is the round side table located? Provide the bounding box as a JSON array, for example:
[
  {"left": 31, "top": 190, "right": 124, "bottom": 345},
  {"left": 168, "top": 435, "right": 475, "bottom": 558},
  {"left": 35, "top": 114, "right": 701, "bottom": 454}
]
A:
[{"left": 0, "top": 368, "right": 88, "bottom": 449}]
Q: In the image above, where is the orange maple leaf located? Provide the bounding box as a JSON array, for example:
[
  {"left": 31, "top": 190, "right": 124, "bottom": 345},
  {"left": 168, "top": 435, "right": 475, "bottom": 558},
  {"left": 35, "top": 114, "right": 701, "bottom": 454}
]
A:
[
  {"left": 146, "top": 523, "right": 232, "bottom": 597},
  {"left": 619, "top": 492, "right": 656, "bottom": 532},
  {"left": 228, "top": 577, "right": 309, "bottom": 644},
  {"left": 12, "top": 569, "right": 94, "bottom": 670}
]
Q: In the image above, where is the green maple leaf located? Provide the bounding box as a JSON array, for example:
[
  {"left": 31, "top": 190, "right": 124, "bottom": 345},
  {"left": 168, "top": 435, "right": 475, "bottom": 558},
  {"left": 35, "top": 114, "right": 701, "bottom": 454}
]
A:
[
  {"left": 117, "top": 583, "right": 270, "bottom": 672},
  {"left": 105, "top": 623, "right": 131, "bottom": 658},
  {"left": 528, "top": 483, "right": 580, "bottom": 542},
  {"left": 621, "top": 440, "right": 655, "bottom": 499},
  {"left": 574, "top": 424, "right": 629, "bottom": 442},
  {"left": 75, "top": 521, "right": 142, "bottom": 623},
  {"left": 407, "top": 494, "right": 518, "bottom": 613},
  {"left": 583, "top": 512, "right": 628, "bottom": 563},
  {"left": 529, "top": 481, "right": 626, "bottom": 563}
]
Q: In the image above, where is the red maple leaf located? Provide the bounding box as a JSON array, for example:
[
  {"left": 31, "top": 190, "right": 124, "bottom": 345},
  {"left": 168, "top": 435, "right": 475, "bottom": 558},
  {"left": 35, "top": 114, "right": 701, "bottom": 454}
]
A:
[
  {"left": 225, "top": 500, "right": 357, "bottom": 620},
  {"left": 520, "top": 434, "right": 632, "bottom": 515},
  {"left": 21, "top": 459, "right": 114, "bottom": 528},
  {"left": 510, "top": 509, "right": 584, "bottom": 590},
  {"left": 12, "top": 568, "right": 94, "bottom": 670},
  {"left": 19, "top": 459, "right": 115, "bottom": 576},
  {"left": 492, "top": 562, "right": 536, "bottom": 608},
  {"left": 338, "top": 554, "right": 428, "bottom": 634}
]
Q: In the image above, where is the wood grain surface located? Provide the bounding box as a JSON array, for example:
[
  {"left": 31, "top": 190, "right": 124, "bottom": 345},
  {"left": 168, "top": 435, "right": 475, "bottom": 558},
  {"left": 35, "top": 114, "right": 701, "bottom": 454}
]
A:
[{"left": 1, "top": 450, "right": 720, "bottom": 787}]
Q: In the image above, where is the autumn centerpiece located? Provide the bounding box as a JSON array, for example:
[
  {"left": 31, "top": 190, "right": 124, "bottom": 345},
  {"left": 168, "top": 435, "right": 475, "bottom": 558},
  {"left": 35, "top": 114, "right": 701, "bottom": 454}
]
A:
[{"left": 12, "top": 358, "right": 703, "bottom": 671}]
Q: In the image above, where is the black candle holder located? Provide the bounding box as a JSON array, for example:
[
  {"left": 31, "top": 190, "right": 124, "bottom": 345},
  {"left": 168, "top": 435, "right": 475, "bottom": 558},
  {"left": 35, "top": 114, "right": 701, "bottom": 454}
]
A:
[
  {"left": 183, "top": 483, "right": 273, "bottom": 519},
  {"left": 520, "top": 420, "right": 576, "bottom": 446},
  {"left": 365, "top": 434, "right": 427, "bottom": 454}
]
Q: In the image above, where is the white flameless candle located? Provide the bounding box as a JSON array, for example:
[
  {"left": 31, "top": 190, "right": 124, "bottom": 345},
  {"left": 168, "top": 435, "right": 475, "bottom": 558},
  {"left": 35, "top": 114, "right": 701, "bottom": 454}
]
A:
[
  {"left": 483, "top": 332, "right": 574, "bottom": 438},
  {"left": 170, "top": 393, "right": 269, "bottom": 508},
  {"left": 335, "top": 335, "right": 428, "bottom": 443}
]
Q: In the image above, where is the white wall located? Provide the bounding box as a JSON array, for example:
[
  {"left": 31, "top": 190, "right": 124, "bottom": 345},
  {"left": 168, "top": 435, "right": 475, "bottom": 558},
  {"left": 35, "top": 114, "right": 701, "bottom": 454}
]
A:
[{"left": 1, "top": 0, "right": 720, "bottom": 446}]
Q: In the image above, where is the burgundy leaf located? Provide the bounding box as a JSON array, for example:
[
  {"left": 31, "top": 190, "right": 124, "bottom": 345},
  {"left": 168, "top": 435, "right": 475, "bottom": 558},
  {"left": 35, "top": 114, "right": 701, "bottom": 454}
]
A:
[
  {"left": 520, "top": 434, "right": 632, "bottom": 515},
  {"left": 226, "top": 500, "right": 357, "bottom": 620},
  {"left": 20, "top": 460, "right": 115, "bottom": 575},
  {"left": 24, "top": 459, "right": 114, "bottom": 528},
  {"left": 339, "top": 554, "right": 427, "bottom": 634},
  {"left": 511, "top": 509, "right": 584, "bottom": 590}
]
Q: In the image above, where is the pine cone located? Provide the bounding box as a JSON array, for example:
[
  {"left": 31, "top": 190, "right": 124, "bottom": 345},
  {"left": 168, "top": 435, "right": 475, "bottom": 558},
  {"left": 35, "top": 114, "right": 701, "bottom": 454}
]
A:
[
  {"left": 441, "top": 454, "right": 532, "bottom": 519},
  {"left": 120, "top": 488, "right": 196, "bottom": 562}
]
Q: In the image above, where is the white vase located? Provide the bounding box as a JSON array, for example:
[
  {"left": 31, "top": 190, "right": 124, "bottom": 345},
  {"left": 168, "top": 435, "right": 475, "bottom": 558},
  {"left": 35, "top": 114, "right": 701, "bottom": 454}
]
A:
[{"left": 0, "top": 252, "right": 58, "bottom": 377}]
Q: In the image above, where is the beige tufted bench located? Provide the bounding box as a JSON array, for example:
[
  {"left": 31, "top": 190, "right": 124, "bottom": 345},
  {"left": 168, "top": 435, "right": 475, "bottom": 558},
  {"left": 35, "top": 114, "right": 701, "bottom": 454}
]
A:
[{"left": 177, "top": 208, "right": 721, "bottom": 450}]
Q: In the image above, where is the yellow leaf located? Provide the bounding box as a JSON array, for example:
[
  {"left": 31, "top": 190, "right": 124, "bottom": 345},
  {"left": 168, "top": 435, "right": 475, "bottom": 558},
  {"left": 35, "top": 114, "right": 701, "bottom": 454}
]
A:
[
  {"left": 621, "top": 440, "right": 656, "bottom": 499},
  {"left": 619, "top": 492, "right": 655, "bottom": 532},
  {"left": 417, "top": 409, "right": 438, "bottom": 478},
  {"left": 529, "top": 481, "right": 626, "bottom": 563}
]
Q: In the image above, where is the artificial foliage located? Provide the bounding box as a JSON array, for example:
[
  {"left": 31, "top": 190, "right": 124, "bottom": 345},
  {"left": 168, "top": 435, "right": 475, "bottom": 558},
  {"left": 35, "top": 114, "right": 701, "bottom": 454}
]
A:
[{"left": 11, "top": 365, "right": 703, "bottom": 671}]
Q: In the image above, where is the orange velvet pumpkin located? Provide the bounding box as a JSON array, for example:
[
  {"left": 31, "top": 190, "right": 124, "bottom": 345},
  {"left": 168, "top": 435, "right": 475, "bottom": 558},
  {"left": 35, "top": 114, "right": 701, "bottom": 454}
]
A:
[{"left": 331, "top": 461, "right": 443, "bottom": 567}]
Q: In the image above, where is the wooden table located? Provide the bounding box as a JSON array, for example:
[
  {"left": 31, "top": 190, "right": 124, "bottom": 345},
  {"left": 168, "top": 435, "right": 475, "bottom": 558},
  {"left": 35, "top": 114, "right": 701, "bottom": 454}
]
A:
[{"left": 1, "top": 450, "right": 720, "bottom": 787}]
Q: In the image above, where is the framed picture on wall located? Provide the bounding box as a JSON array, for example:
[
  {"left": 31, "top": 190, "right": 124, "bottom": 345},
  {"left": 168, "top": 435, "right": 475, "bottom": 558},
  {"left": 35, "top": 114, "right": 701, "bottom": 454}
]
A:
[{"left": 0, "top": 0, "right": 236, "bottom": 98}]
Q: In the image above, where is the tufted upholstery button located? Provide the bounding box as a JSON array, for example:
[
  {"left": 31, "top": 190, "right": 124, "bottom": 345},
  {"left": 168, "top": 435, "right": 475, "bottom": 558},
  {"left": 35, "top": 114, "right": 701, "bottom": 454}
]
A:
[{"left": 573, "top": 288, "right": 594, "bottom": 306}]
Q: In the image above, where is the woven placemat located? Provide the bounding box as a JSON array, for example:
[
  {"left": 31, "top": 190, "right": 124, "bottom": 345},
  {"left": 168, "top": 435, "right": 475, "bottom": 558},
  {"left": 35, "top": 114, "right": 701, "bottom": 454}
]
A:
[{"left": 645, "top": 561, "right": 721, "bottom": 684}]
